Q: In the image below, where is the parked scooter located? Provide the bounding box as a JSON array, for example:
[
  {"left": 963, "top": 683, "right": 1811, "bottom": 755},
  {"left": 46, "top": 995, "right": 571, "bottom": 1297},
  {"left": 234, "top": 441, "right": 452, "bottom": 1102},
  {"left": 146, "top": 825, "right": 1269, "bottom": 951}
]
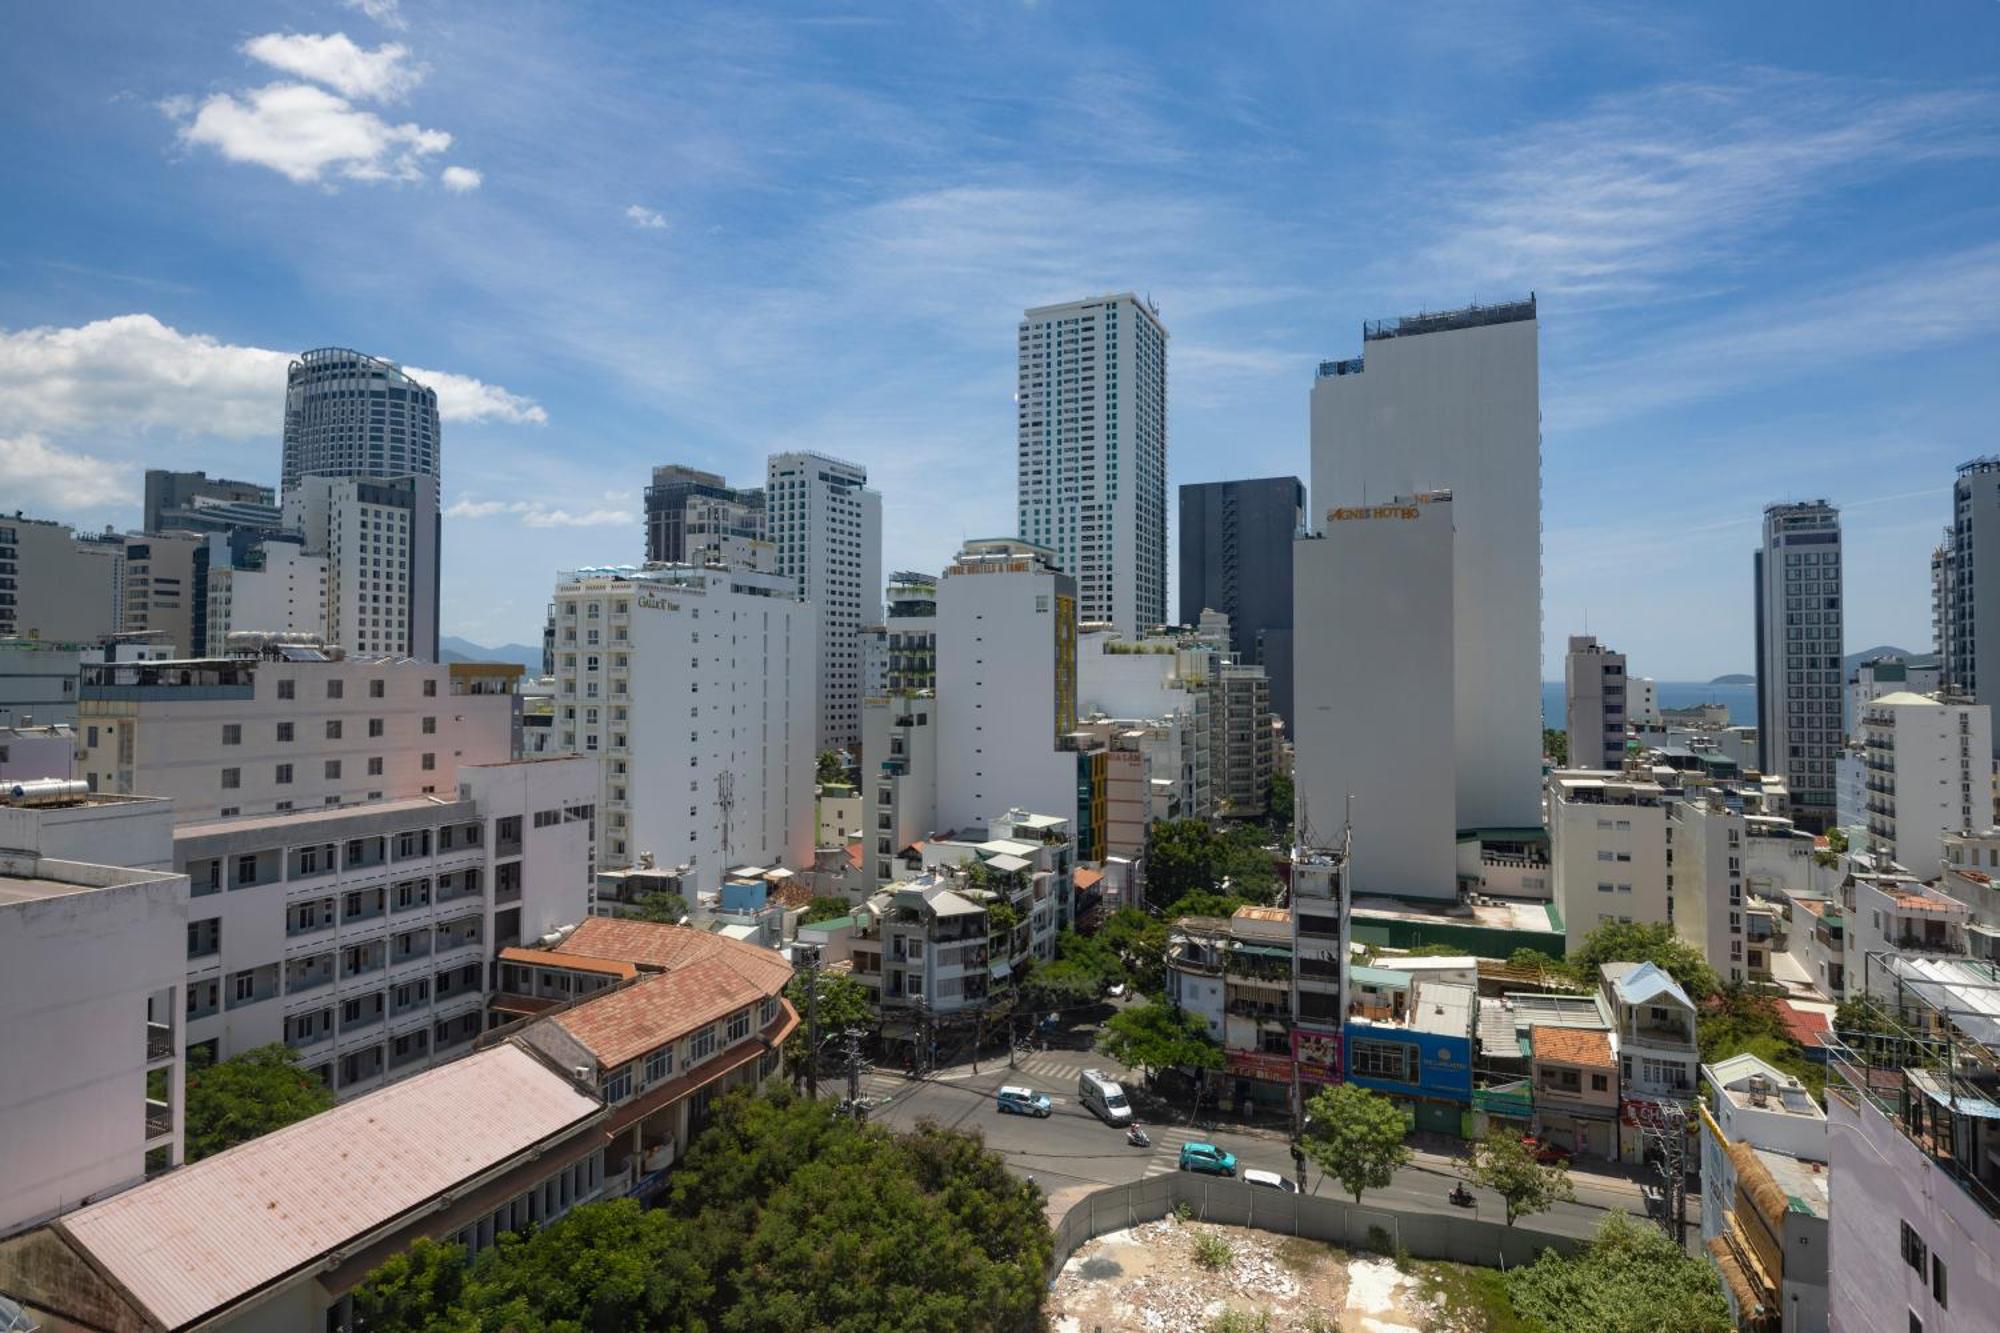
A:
[{"left": 1127, "top": 1125, "right": 1151, "bottom": 1148}]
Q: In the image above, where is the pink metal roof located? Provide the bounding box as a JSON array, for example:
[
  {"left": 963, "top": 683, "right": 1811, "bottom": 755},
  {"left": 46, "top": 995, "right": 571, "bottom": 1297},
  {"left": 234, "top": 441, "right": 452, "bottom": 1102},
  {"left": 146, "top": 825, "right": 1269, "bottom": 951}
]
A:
[{"left": 56, "top": 1045, "right": 600, "bottom": 1330}]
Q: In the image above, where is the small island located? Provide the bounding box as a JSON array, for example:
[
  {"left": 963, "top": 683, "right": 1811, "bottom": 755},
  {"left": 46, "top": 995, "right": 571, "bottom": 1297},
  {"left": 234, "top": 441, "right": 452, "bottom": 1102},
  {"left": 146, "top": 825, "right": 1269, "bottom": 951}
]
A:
[{"left": 1709, "top": 673, "right": 1754, "bottom": 685}]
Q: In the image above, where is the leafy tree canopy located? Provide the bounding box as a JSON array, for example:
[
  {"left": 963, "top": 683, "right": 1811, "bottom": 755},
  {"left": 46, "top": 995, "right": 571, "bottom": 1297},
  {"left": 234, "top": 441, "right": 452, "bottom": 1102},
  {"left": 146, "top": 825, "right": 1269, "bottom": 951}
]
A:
[
  {"left": 1506, "top": 1212, "right": 1732, "bottom": 1333},
  {"left": 1266, "top": 771, "right": 1295, "bottom": 840},
  {"left": 800, "top": 895, "right": 853, "bottom": 925},
  {"left": 1543, "top": 727, "right": 1569, "bottom": 766},
  {"left": 1697, "top": 984, "right": 1823, "bottom": 1100},
  {"left": 184, "top": 1044, "right": 336, "bottom": 1161},
  {"left": 1469, "top": 1132, "right": 1575, "bottom": 1226},
  {"left": 1096, "top": 907, "right": 1169, "bottom": 995},
  {"left": 1096, "top": 1000, "right": 1223, "bottom": 1081},
  {"left": 816, "top": 749, "right": 847, "bottom": 786},
  {"left": 1301, "top": 1083, "right": 1411, "bottom": 1204},
  {"left": 1145, "top": 819, "right": 1279, "bottom": 910},
  {"left": 352, "top": 1092, "right": 1049, "bottom": 1333},
  {"left": 630, "top": 890, "right": 690, "bottom": 925},
  {"left": 1567, "top": 920, "right": 1718, "bottom": 1001}
]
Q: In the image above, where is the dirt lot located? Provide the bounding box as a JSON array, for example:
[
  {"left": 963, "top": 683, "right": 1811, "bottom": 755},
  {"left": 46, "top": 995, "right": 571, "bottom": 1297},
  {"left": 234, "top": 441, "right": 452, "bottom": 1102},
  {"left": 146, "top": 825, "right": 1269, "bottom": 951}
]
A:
[{"left": 1048, "top": 1216, "right": 1440, "bottom": 1332}]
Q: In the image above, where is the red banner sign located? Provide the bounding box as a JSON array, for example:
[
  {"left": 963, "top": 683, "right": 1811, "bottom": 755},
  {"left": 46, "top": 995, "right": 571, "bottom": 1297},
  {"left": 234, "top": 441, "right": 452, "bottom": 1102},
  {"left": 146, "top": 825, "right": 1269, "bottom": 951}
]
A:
[{"left": 1226, "top": 1050, "right": 1296, "bottom": 1083}]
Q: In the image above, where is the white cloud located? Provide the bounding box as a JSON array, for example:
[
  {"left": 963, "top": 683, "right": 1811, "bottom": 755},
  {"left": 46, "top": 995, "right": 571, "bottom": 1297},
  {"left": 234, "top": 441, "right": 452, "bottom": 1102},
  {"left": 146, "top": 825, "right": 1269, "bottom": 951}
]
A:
[
  {"left": 342, "top": 0, "right": 408, "bottom": 32},
  {"left": 1422, "top": 74, "right": 1997, "bottom": 303},
  {"left": 0, "top": 434, "right": 139, "bottom": 511},
  {"left": 0, "top": 314, "right": 545, "bottom": 438},
  {"left": 625, "top": 204, "right": 667, "bottom": 230},
  {"left": 445, "top": 496, "right": 633, "bottom": 527},
  {"left": 241, "top": 32, "right": 424, "bottom": 102},
  {"left": 404, "top": 366, "right": 547, "bottom": 423},
  {"left": 440, "top": 165, "right": 482, "bottom": 192},
  {"left": 169, "top": 82, "right": 452, "bottom": 185}
]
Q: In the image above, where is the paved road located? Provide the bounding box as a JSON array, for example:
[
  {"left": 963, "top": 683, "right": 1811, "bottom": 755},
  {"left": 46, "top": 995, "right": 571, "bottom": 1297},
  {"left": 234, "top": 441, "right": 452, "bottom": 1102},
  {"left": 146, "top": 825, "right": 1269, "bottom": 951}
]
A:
[{"left": 846, "top": 1047, "right": 1695, "bottom": 1243}]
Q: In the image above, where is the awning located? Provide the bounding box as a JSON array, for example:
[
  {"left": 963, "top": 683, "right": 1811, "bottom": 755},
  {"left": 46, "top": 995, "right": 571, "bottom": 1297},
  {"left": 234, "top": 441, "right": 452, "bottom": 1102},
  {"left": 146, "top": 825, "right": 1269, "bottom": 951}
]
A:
[
  {"left": 989, "top": 959, "right": 1013, "bottom": 979},
  {"left": 1910, "top": 1067, "right": 2000, "bottom": 1119}
]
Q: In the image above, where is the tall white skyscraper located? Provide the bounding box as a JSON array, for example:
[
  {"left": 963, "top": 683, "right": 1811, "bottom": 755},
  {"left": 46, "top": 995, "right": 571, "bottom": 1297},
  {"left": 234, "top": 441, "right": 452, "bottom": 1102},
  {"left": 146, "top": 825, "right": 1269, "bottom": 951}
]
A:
[
  {"left": 1309, "top": 299, "right": 1542, "bottom": 830},
  {"left": 285, "top": 475, "right": 440, "bottom": 662},
  {"left": 1016, "top": 293, "right": 1168, "bottom": 639},
  {"left": 1756, "top": 500, "right": 1843, "bottom": 829},
  {"left": 282, "top": 348, "right": 440, "bottom": 494},
  {"left": 765, "top": 452, "right": 881, "bottom": 755}
]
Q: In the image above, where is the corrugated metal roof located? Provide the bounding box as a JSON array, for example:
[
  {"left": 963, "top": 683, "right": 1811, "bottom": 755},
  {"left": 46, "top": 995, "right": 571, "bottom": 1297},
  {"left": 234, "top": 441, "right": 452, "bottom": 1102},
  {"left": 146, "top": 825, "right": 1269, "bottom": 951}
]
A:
[
  {"left": 1410, "top": 982, "right": 1476, "bottom": 1037},
  {"left": 56, "top": 1045, "right": 600, "bottom": 1331}
]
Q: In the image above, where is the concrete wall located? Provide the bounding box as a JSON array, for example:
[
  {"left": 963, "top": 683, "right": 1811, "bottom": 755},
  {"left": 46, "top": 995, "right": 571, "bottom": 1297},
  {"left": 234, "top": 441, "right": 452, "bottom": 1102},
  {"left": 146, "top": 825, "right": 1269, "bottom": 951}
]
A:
[
  {"left": 1049, "top": 1173, "right": 1581, "bottom": 1280},
  {"left": 1310, "top": 313, "right": 1542, "bottom": 830},
  {"left": 1293, "top": 499, "right": 1457, "bottom": 899}
]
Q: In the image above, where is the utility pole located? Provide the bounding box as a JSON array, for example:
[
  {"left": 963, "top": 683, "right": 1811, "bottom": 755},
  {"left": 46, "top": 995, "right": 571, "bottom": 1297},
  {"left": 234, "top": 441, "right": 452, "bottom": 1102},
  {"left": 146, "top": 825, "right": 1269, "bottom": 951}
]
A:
[
  {"left": 842, "top": 1026, "right": 866, "bottom": 1121},
  {"left": 802, "top": 946, "right": 821, "bottom": 1101},
  {"left": 1639, "top": 1099, "right": 1690, "bottom": 1249}
]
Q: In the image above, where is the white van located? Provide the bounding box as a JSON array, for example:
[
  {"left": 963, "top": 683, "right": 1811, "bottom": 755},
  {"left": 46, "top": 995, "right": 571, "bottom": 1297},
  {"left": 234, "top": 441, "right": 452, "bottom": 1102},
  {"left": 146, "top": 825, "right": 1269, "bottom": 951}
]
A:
[{"left": 1078, "top": 1069, "right": 1132, "bottom": 1125}]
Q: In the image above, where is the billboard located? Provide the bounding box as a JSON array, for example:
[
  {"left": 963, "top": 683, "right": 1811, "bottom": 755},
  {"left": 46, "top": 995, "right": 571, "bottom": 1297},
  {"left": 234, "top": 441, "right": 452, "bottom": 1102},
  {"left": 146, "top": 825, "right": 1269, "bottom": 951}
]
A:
[{"left": 1291, "top": 1026, "right": 1343, "bottom": 1085}]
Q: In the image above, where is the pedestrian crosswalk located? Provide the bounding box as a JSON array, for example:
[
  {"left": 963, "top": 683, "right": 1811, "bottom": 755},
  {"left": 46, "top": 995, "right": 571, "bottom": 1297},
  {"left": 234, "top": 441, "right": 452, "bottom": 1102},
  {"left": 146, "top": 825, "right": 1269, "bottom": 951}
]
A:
[
  {"left": 1140, "top": 1124, "right": 1205, "bottom": 1177},
  {"left": 1007, "top": 1051, "right": 1132, "bottom": 1085}
]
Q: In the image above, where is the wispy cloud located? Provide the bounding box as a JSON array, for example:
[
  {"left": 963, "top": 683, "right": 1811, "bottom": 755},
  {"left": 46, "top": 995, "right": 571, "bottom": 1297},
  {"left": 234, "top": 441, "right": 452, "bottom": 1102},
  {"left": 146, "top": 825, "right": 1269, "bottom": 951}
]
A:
[
  {"left": 1420, "top": 71, "right": 1997, "bottom": 304},
  {"left": 625, "top": 203, "right": 667, "bottom": 230},
  {"left": 342, "top": 0, "right": 407, "bottom": 31},
  {"left": 446, "top": 495, "right": 634, "bottom": 527},
  {"left": 440, "top": 165, "right": 482, "bottom": 192},
  {"left": 241, "top": 33, "right": 425, "bottom": 101},
  {"left": 0, "top": 314, "right": 543, "bottom": 437},
  {"left": 0, "top": 434, "right": 139, "bottom": 511}
]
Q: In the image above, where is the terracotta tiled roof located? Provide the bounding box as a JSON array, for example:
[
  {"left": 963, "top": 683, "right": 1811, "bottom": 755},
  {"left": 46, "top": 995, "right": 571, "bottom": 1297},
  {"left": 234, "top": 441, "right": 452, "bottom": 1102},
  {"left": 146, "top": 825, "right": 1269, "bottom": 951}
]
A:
[
  {"left": 496, "top": 946, "right": 636, "bottom": 979},
  {"left": 1074, "top": 867, "right": 1104, "bottom": 890},
  {"left": 846, "top": 840, "right": 863, "bottom": 870},
  {"left": 1531, "top": 1025, "right": 1614, "bottom": 1067},
  {"left": 552, "top": 957, "right": 777, "bottom": 1069},
  {"left": 554, "top": 918, "right": 793, "bottom": 993},
  {"left": 1775, "top": 1001, "right": 1831, "bottom": 1049},
  {"left": 1888, "top": 891, "right": 1960, "bottom": 913}
]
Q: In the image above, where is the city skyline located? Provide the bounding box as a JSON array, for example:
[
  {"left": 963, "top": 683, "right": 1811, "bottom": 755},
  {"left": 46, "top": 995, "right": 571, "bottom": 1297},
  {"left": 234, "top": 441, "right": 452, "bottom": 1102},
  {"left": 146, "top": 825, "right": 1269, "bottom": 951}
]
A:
[{"left": 3, "top": 4, "right": 1998, "bottom": 676}]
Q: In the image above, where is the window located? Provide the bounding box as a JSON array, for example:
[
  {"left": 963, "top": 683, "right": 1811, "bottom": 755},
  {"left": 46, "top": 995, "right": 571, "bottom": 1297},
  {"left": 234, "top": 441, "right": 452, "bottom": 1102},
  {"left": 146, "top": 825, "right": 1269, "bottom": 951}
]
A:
[
  {"left": 1590, "top": 1073, "right": 1609, "bottom": 1091},
  {"left": 326, "top": 719, "right": 343, "bottom": 740},
  {"left": 276, "top": 763, "right": 293, "bottom": 785},
  {"left": 423, "top": 678, "right": 437, "bottom": 697},
  {"left": 644, "top": 1048, "right": 671, "bottom": 1084},
  {"left": 1933, "top": 1254, "right": 1948, "bottom": 1309},
  {"left": 325, "top": 759, "right": 342, "bottom": 780},
  {"left": 277, "top": 721, "right": 294, "bottom": 742},
  {"left": 222, "top": 723, "right": 241, "bottom": 745},
  {"left": 369, "top": 717, "right": 384, "bottom": 737},
  {"left": 369, "top": 756, "right": 384, "bottom": 776},
  {"left": 689, "top": 1025, "right": 717, "bottom": 1063},
  {"left": 603, "top": 1069, "right": 632, "bottom": 1102},
  {"left": 221, "top": 767, "right": 241, "bottom": 789},
  {"left": 277, "top": 678, "right": 295, "bottom": 700},
  {"left": 370, "top": 678, "right": 385, "bottom": 698},
  {"left": 1350, "top": 1040, "right": 1413, "bottom": 1081},
  {"left": 422, "top": 716, "right": 436, "bottom": 735},
  {"left": 422, "top": 752, "right": 436, "bottom": 771},
  {"left": 327, "top": 679, "right": 344, "bottom": 699},
  {"left": 727, "top": 1009, "right": 751, "bottom": 1042},
  {"left": 1901, "top": 1221, "right": 1928, "bottom": 1277}
]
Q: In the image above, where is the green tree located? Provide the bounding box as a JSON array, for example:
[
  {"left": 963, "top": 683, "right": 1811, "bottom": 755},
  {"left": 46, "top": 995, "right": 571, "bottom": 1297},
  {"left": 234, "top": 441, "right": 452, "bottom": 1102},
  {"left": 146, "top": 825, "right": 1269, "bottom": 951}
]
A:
[
  {"left": 1567, "top": 920, "right": 1719, "bottom": 1000},
  {"left": 800, "top": 895, "right": 852, "bottom": 925},
  {"left": 184, "top": 1044, "right": 336, "bottom": 1161},
  {"left": 1506, "top": 1211, "right": 1732, "bottom": 1333},
  {"left": 816, "top": 749, "right": 847, "bottom": 785},
  {"left": 1266, "top": 771, "right": 1295, "bottom": 839},
  {"left": 1300, "top": 1083, "right": 1412, "bottom": 1205},
  {"left": 1543, "top": 727, "right": 1569, "bottom": 766},
  {"left": 1096, "top": 1000, "right": 1223, "bottom": 1084},
  {"left": 1171, "top": 889, "right": 1252, "bottom": 920},
  {"left": 1698, "top": 983, "right": 1823, "bottom": 1099},
  {"left": 1097, "top": 907, "right": 1169, "bottom": 994},
  {"left": 1468, "top": 1132, "right": 1575, "bottom": 1226},
  {"left": 1146, "top": 818, "right": 1223, "bottom": 908},
  {"left": 783, "top": 971, "right": 876, "bottom": 1078},
  {"left": 630, "top": 889, "right": 690, "bottom": 924}
]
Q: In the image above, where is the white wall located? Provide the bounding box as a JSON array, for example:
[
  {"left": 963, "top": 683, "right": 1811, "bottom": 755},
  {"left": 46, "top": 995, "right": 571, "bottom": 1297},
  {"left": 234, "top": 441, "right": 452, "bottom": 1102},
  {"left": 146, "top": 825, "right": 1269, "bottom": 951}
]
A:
[
  {"left": 1550, "top": 777, "right": 1668, "bottom": 951},
  {"left": 0, "top": 858, "right": 187, "bottom": 1235},
  {"left": 209, "top": 542, "right": 329, "bottom": 646},
  {"left": 934, "top": 552, "right": 1076, "bottom": 836},
  {"left": 0, "top": 642, "right": 81, "bottom": 729},
  {"left": 1828, "top": 1092, "right": 1994, "bottom": 1333},
  {"left": 1310, "top": 312, "right": 1541, "bottom": 829},
  {"left": 1293, "top": 498, "right": 1456, "bottom": 898},
  {"left": 1865, "top": 697, "right": 1992, "bottom": 880},
  {"left": 0, "top": 796, "right": 174, "bottom": 871}
]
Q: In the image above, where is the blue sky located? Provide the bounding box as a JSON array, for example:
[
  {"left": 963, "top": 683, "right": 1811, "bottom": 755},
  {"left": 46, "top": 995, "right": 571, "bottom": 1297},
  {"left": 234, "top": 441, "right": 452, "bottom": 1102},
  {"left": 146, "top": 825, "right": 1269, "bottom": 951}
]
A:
[{"left": 3, "top": 2, "right": 1997, "bottom": 677}]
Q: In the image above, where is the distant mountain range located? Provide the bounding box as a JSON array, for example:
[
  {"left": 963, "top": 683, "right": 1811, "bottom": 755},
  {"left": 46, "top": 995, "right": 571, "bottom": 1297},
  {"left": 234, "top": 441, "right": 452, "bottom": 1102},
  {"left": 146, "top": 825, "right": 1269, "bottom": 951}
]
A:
[
  {"left": 1707, "top": 646, "right": 1917, "bottom": 688},
  {"left": 439, "top": 635, "right": 544, "bottom": 672}
]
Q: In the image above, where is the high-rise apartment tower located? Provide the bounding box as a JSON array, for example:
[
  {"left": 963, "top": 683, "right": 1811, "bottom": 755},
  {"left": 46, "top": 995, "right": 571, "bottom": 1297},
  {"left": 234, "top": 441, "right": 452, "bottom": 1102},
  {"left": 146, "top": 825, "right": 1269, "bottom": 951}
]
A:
[
  {"left": 1016, "top": 293, "right": 1168, "bottom": 639},
  {"left": 767, "top": 452, "right": 880, "bottom": 754},
  {"left": 281, "top": 349, "right": 440, "bottom": 494},
  {"left": 1754, "top": 501, "right": 1843, "bottom": 829},
  {"left": 1178, "top": 476, "right": 1305, "bottom": 724}
]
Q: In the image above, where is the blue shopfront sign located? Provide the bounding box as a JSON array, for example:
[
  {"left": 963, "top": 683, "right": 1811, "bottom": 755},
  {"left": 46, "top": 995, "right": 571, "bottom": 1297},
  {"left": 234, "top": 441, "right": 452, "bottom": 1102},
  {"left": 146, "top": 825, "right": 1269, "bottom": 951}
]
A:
[{"left": 1341, "top": 1022, "right": 1473, "bottom": 1103}]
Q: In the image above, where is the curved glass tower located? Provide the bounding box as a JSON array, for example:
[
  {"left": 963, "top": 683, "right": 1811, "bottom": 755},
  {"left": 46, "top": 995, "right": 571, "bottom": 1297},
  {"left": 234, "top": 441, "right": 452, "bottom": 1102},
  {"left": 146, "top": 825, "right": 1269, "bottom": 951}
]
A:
[{"left": 281, "top": 348, "right": 441, "bottom": 492}]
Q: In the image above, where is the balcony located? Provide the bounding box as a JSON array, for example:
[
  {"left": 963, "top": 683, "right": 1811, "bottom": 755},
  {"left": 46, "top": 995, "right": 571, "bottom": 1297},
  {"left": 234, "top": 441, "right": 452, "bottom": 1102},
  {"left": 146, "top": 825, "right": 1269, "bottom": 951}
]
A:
[
  {"left": 146, "top": 1022, "right": 174, "bottom": 1063},
  {"left": 145, "top": 1100, "right": 173, "bottom": 1141}
]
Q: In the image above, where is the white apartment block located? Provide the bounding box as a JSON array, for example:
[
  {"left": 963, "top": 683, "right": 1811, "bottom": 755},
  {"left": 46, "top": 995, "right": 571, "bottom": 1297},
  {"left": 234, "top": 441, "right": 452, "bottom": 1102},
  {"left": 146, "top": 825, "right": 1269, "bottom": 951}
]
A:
[
  {"left": 1311, "top": 299, "right": 1542, "bottom": 830},
  {"left": 286, "top": 473, "right": 441, "bottom": 661},
  {"left": 1294, "top": 495, "right": 1456, "bottom": 898},
  {"left": 1564, "top": 635, "right": 1628, "bottom": 770},
  {"left": 1849, "top": 655, "right": 1942, "bottom": 730},
  {"left": 862, "top": 692, "right": 936, "bottom": 888},
  {"left": 1214, "top": 661, "right": 1275, "bottom": 818},
  {"left": 76, "top": 652, "right": 515, "bottom": 823},
  {"left": 175, "top": 756, "right": 596, "bottom": 1095},
  {"left": 1631, "top": 676, "right": 1660, "bottom": 728},
  {"left": 1943, "top": 456, "right": 2000, "bottom": 721},
  {"left": 1861, "top": 692, "right": 1992, "bottom": 880},
  {"left": 766, "top": 452, "right": 880, "bottom": 754},
  {"left": 1667, "top": 794, "right": 1758, "bottom": 985},
  {"left": 1016, "top": 293, "right": 1169, "bottom": 639},
  {"left": 206, "top": 537, "right": 329, "bottom": 649},
  {"left": 935, "top": 539, "right": 1078, "bottom": 835},
  {"left": 0, "top": 827, "right": 187, "bottom": 1236},
  {"left": 1847, "top": 876, "right": 1969, "bottom": 991},
  {"left": 549, "top": 565, "right": 815, "bottom": 897},
  {"left": 1756, "top": 501, "right": 1843, "bottom": 829},
  {"left": 1547, "top": 770, "right": 1668, "bottom": 953},
  {"left": 0, "top": 513, "right": 125, "bottom": 643}
]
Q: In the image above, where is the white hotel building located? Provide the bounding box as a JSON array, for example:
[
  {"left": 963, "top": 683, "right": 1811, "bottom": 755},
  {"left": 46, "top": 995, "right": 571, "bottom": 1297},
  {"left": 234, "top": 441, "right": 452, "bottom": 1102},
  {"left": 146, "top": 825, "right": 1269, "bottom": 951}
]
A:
[
  {"left": 767, "top": 451, "right": 880, "bottom": 754},
  {"left": 549, "top": 564, "right": 816, "bottom": 896}
]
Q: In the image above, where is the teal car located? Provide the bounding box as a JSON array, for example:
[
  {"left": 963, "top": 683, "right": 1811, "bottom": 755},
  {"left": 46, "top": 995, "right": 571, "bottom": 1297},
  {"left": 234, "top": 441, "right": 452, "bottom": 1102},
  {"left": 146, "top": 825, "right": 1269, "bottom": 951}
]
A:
[{"left": 1177, "top": 1142, "right": 1237, "bottom": 1176}]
